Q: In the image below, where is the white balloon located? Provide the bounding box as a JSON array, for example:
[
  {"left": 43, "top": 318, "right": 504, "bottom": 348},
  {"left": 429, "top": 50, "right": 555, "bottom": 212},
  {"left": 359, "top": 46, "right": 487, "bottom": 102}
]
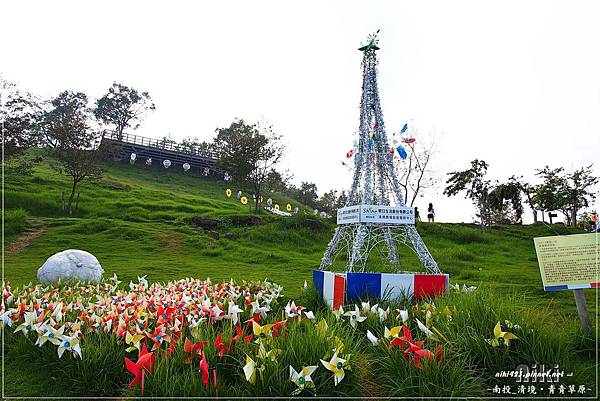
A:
[
  {"left": 183, "top": 163, "right": 191, "bottom": 171},
  {"left": 163, "top": 159, "right": 171, "bottom": 168}
]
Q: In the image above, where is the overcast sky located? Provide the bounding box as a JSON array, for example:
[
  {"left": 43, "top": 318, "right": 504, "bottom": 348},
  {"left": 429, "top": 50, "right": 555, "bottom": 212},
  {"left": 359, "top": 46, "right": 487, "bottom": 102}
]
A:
[{"left": 2, "top": 1, "right": 599, "bottom": 223}]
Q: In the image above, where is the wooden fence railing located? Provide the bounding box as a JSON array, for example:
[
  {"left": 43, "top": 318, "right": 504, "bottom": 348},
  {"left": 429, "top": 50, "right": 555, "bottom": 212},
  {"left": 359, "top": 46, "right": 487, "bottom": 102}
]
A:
[{"left": 106, "top": 132, "right": 218, "bottom": 160}]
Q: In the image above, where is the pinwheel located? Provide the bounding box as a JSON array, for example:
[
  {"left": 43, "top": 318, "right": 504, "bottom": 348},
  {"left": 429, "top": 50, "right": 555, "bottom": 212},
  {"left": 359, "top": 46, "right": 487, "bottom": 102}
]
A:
[
  {"left": 384, "top": 326, "right": 402, "bottom": 342},
  {"left": 315, "top": 319, "right": 328, "bottom": 336},
  {"left": 147, "top": 325, "right": 170, "bottom": 351},
  {"left": 58, "top": 334, "right": 82, "bottom": 359},
  {"left": 243, "top": 354, "right": 259, "bottom": 384},
  {"left": 303, "top": 310, "right": 315, "bottom": 320},
  {"left": 416, "top": 318, "right": 440, "bottom": 342},
  {"left": 14, "top": 311, "right": 37, "bottom": 335},
  {"left": 125, "top": 332, "right": 146, "bottom": 353},
  {"left": 284, "top": 301, "right": 303, "bottom": 320},
  {"left": 377, "top": 306, "right": 390, "bottom": 322},
  {"left": 290, "top": 365, "right": 318, "bottom": 394},
  {"left": 240, "top": 196, "right": 248, "bottom": 205},
  {"left": 125, "top": 345, "right": 155, "bottom": 395},
  {"left": 257, "top": 342, "right": 281, "bottom": 362},
  {"left": 332, "top": 305, "right": 344, "bottom": 320},
  {"left": 184, "top": 337, "right": 207, "bottom": 364},
  {"left": 272, "top": 318, "right": 288, "bottom": 338},
  {"left": 486, "top": 322, "right": 518, "bottom": 347},
  {"left": 390, "top": 326, "right": 424, "bottom": 351},
  {"left": 137, "top": 275, "right": 149, "bottom": 290},
  {"left": 200, "top": 350, "right": 209, "bottom": 389},
  {"left": 214, "top": 333, "right": 230, "bottom": 358},
  {"left": 252, "top": 321, "right": 273, "bottom": 341},
  {"left": 37, "top": 324, "right": 64, "bottom": 347},
  {"left": 403, "top": 342, "right": 434, "bottom": 368},
  {"left": 320, "top": 351, "right": 349, "bottom": 386},
  {"left": 343, "top": 305, "right": 367, "bottom": 328},
  {"left": 226, "top": 302, "right": 243, "bottom": 326},
  {"left": 366, "top": 330, "right": 379, "bottom": 345},
  {"left": 0, "top": 309, "right": 12, "bottom": 327}
]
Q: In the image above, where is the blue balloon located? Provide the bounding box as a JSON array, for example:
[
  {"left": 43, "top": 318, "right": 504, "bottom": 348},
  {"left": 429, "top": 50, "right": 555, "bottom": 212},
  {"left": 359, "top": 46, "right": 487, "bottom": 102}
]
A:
[{"left": 396, "top": 145, "right": 408, "bottom": 160}]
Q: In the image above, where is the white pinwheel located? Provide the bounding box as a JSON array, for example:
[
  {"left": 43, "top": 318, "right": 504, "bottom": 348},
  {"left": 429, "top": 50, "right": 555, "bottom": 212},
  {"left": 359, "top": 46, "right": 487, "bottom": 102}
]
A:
[
  {"left": 344, "top": 305, "right": 367, "bottom": 328},
  {"left": 58, "top": 334, "right": 82, "bottom": 359},
  {"left": 290, "top": 365, "right": 318, "bottom": 394}
]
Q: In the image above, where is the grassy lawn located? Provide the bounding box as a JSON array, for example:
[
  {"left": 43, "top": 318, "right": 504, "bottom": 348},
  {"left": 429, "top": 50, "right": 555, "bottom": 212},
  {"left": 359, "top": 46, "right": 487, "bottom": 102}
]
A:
[{"left": 3, "top": 157, "right": 597, "bottom": 398}]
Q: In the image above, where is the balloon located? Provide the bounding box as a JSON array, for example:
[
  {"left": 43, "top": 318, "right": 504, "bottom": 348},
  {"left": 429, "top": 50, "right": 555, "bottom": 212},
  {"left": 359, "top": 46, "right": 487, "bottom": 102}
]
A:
[
  {"left": 163, "top": 159, "right": 171, "bottom": 168},
  {"left": 183, "top": 163, "right": 191, "bottom": 171}
]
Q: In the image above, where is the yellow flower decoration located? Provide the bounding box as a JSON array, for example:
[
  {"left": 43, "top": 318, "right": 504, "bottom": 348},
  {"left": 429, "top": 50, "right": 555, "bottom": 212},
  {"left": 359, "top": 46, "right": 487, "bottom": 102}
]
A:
[
  {"left": 225, "top": 188, "right": 232, "bottom": 198},
  {"left": 286, "top": 203, "right": 292, "bottom": 211},
  {"left": 241, "top": 196, "right": 248, "bottom": 205},
  {"left": 486, "top": 322, "right": 518, "bottom": 347},
  {"left": 274, "top": 204, "right": 280, "bottom": 210}
]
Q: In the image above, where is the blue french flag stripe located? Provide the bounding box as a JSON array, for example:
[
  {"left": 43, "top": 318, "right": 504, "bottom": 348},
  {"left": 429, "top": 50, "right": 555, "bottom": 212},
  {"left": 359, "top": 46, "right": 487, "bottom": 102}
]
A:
[
  {"left": 313, "top": 270, "right": 324, "bottom": 294},
  {"left": 346, "top": 272, "right": 381, "bottom": 301}
]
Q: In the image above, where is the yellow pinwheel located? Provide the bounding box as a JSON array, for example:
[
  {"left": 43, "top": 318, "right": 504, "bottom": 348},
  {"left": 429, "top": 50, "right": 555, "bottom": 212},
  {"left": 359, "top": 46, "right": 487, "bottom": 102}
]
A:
[
  {"left": 384, "top": 326, "right": 402, "bottom": 341},
  {"left": 487, "top": 322, "right": 518, "bottom": 347},
  {"left": 243, "top": 354, "right": 262, "bottom": 384},
  {"left": 320, "top": 351, "right": 348, "bottom": 386},
  {"left": 286, "top": 203, "right": 292, "bottom": 211},
  {"left": 225, "top": 188, "right": 232, "bottom": 198},
  {"left": 125, "top": 331, "right": 145, "bottom": 353},
  {"left": 241, "top": 196, "right": 248, "bottom": 205},
  {"left": 315, "top": 318, "right": 328, "bottom": 336},
  {"left": 257, "top": 343, "right": 281, "bottom": 362},
  {"left": 290, "top": 365, "right": 318, "bottom": 394},
  {"left": 252, "top": 321, "right": 274, "bottom": 342}
]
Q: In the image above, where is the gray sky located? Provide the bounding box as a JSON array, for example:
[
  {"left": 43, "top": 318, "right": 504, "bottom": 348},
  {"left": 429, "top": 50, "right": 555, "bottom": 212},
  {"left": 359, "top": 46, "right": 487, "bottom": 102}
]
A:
[{"left": 2, "top": 1, "right": 599, "bottom": 223}]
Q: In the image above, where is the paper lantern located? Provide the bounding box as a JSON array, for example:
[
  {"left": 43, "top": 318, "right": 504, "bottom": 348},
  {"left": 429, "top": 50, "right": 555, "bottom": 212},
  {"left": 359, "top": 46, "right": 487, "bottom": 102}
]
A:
[
  {"left": 163, "top": 159, "right": 171, "bottom": 168},
  {"left": 224, "top": 172, "right": 231, "bottom": 182},
  {"left": 145, "top": 158, "right": 152, "bottom": 166},
  {"left": 314, "top": 209, "right": 318, "bottom": 215},
  {"left": 225, "top": 189, "right": 232, "bottom": 198},
  {"left": 320, "top": 211, "right": 327, "bottom": 218},
  {"left": 267, "top": 198, "right": 273, "bottom": 206},
  {"left": 286, "top": 203, "right": 292, "bottom": 211},
  {"left": 183, "top": 163, "right": 191, "bottom": 172},
  {"left": 202, "top": 167, "right": 209, "bottom": 176},
  {"left": 294, "top": 207, "right": 299, "bottom": 214},
  {"left": 240, "top": 196, "right": 248, "bottom": 205},
  {"left": 130, "top": 153, "right": 137, "bottom": 161},
  {"left": 236, "top": 191, "right": 242, "bottom": 200}
]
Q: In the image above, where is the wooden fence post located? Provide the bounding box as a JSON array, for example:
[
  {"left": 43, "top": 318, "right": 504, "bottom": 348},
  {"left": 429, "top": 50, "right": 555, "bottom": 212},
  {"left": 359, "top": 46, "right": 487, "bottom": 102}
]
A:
[{"left": 573, "top": 289, "right": 591, "bottom": 334}]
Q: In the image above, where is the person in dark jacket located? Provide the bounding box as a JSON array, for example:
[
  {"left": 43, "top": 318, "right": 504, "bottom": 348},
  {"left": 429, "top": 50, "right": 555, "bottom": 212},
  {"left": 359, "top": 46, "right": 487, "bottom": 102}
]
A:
[{"left": 427, "top": 203, "right": 435, "bottom": 222}]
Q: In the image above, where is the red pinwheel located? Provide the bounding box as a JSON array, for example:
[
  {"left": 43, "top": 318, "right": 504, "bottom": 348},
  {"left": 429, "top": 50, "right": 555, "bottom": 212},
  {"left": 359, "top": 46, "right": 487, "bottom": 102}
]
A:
[
  {"left": 403, "top": 342, "right": 434, "bottom": 368},
  {"left": 213, "top": 333, "right": 229, "bottom": 359},
  {"left": 244, "top": 314, "right": 260, "bottom": 329},
  {"left": 273, "top": 318, "right": 288, "bottom": 338},
  {"left": 401, "top": 137, "right": 415, "bottom": 144},
  {"left": 200, "top": 350, "right": 209, "bottom": 389},
  {"left": 125, "top": 345, "right": 155, "bottom": 395},
  {"left": 184, "top": 337, "right": 207, "bottom": 364}
]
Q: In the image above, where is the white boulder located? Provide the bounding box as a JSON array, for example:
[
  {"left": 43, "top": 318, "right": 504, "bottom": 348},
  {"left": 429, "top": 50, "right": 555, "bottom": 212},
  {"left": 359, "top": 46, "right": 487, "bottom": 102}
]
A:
[{"left": 37, "top": 250, "right": 104, "bottom": 284}]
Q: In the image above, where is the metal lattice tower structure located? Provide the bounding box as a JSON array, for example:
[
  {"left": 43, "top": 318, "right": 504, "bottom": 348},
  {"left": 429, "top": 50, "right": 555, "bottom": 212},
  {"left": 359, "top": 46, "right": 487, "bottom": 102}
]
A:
[{"left": 320, "top": 32, "right": 440, "bottom": 274}]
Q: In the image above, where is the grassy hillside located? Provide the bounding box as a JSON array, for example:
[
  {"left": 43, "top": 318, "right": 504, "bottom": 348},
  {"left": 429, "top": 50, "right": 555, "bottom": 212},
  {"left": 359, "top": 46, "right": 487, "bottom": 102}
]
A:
[{"left": 4, "top": 156, "right": 595, "bottom": 316}]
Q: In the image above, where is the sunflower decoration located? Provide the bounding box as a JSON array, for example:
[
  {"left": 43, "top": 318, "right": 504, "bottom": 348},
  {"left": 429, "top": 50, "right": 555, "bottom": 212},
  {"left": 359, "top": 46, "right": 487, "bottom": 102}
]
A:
[
  {"left": 274, "top": 204, "right": 280, "bottom": 210},
  {"left": 286, "top": 203, "right": 292, "bottom": 211},
  {"left": 241, "top": 196, "right": 248, "bottom": 205},
  {"left": 225, "top": 189, "right": 232, "bottom": 198}
]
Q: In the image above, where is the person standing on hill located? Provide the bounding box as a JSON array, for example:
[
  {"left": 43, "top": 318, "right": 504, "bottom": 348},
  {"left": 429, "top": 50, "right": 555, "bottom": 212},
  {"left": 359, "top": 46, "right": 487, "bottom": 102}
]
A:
[
  {"left": 427, "top": 203, "right": 435, "bottom": 222},
  {"left": 414, "top": 206, "right": 421, "bottom": 222}
]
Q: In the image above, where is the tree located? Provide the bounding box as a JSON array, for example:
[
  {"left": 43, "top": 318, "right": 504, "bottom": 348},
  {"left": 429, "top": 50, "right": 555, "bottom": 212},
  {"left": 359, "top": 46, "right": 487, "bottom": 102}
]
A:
[
  {"left": 443, "top": 159, "right": 493, "bottom": 229},
  {"left": 214, "top": 119, "right": 284, "bottom": 213},
  {"left": 0, "top": 77, "right": 43, "bottom": 159},
  {"left": 264, "top": 169, "right": 292, "bottom": 193},
  {"left": 394, "top": 132, "right": 440, "bottom": 206},
  {"left": 44, "top": 91, "right": 106, "bottom": 215},
  {"left": 292, "top": 182, "right": 319, "bottom": 209},
  {"left": 509, "top": 175, "right": 539, "bottom": 223},
  {"left": 534, "top": 166, "right": 564, "bottom": 223},
  {"left": 94, "top": 82, "right": 155, "bottom": 140},
  {"left": 179, "top": 136, "right": 214, "bottom": 155},
  {"left": 317, "top": 189, "right": 348, "bottom": 216},
  {"left": 488, "top": 182, "right": 523, "bottom": 224}
]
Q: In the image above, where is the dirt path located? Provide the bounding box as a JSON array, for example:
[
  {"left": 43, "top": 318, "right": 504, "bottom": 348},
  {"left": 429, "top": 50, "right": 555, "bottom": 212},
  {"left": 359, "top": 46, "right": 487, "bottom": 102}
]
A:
[{"left": 6, "top": 227, "right": 46, "bottom": 255}]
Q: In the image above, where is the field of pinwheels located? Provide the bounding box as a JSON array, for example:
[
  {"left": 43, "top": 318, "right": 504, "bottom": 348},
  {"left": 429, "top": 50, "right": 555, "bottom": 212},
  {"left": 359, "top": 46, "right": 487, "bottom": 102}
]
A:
[{"left": 2, "top": 275, "right": 596, "bottom": 398}]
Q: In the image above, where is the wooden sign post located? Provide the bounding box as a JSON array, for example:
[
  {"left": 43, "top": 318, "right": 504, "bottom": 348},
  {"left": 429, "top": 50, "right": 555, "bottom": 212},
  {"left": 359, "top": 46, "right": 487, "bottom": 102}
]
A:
[{"left": 533, "top": 233, "right": 598, "bottom": 334}]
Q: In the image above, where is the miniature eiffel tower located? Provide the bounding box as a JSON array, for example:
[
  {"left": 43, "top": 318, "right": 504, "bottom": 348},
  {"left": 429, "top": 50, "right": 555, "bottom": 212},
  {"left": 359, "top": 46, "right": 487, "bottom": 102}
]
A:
[{"left": 320, "top": 31, "right": 440, "bottom": 274}]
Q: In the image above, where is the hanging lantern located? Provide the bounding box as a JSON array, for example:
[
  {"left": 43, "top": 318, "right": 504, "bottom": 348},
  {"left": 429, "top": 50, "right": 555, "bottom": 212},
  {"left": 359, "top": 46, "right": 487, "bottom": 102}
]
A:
[
  {"left": 163, "top": 159, "right": 172, "bottom": 169},
  {"left": 320, "top": 211, "right": 327, "bottom": 218},
  {"left": 183, "top": 163, "right": 191, "bottom": 172},
  {"left": 240, "top": 196, "right": 248, "bottom": 205},
  {"left": 313, "top": 209, "right": 319, "bottom": 215},
  {"left": 225, "top": 189, "right": 232, "bottom": 198},
  {"left": 294, "top": 207, "right": 299, "bottom": 214},
  {"left": 236, "top": 191, "right": 242, "bottom": 200},
  {"left": 286, "top": 203, "right": 292, "bottom": 211},
  {"left": 346, "top": 149, "right": 354, "bottom": 158},
  {"left": 130, "top": 153, "right": 137, "bottom": 165},
  {"left": 274, "top": 204, "right": 280, "bottom": 210},
  {"left": 267, "top": 198, "right": 273, "bottom": 207},
  {"left": 202, "top": 167, "right": 210, "bottom": 176},
  {"left": 224, "top": 172, "right": 231, "bottom": 181},
  {"left": 146, "top": 158, "right": 152, "bottom": 167}
]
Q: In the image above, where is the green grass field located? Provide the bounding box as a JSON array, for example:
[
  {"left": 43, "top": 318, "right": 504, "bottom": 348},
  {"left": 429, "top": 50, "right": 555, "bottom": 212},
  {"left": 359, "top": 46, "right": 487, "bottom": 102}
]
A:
[{"left": 3, "top": 156, "right": 598, "bottom": 398}]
